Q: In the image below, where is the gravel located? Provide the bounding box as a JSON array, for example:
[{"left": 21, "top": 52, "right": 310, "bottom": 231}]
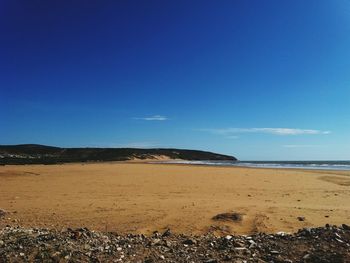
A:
[{"left": 0, "top": 225, "right": 349, "bottom": 262}]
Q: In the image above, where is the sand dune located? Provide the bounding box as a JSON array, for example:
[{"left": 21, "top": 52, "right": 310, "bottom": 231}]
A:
[{"left": 0, "top": 163, "right": 349, "bottom": 235}]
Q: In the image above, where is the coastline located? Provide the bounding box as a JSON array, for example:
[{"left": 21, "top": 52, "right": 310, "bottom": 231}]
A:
[
  {"left": 148, "top": 160, "right": 350, "bottom": 172},
  {"left": 145, "top": 161, "right": 350, "bottom": 175}
]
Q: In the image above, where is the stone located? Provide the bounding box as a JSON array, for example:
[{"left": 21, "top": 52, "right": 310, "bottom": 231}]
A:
[
  {"left": 234, "top": 247, "right": 247, "bottom": 250},
  {"left": 276, "top": 231, "right": 289, "bottom": 236},
  {"left": 165, "top": 240, "right": 172, "bottom": 247},
  {"left": 212, "top": 212, "right": 243, "bottom": 222},
  {"left": 151, "top": 238, "right": 161, "bottom": 245},
  {"left": 162, "top": 229, "right": 171, "bottom": 237},
  {"left": 225, "top": 235, "right": 233, "bottom": 240},
  {"left": 0, "top": 209, "right": 6, "bottom": 218},
  {"left": 342, "top": 224, "right": 350, "bottom": 231},
  {"left": 183, "top": 238, "right": 196, "bottom": 245},
  {"left": 248, "top": 240, "right": 256, "bottom": 248},
  {"left": 335, "top": 238, "right": 344, "bottom": 243}
]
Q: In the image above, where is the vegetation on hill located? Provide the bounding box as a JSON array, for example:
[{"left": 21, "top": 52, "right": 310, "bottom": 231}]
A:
[{"left": 0, "top": 144, "right": 237, "bottom": 165}]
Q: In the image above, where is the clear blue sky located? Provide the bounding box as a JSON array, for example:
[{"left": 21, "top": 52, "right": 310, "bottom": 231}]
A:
[{"left": 1, "top": 0, "right": 350, "bottom": 160}]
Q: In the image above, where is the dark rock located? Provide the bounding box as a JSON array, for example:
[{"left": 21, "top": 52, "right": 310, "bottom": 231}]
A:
[
  {"left": 212, "top": 212, "right": 243, "bottom": 222},
  {"left": 297, "top": 216, "right": 305, "bottom": 221},
  {"left": 162, "top": 228, "right": 171, "bottom": 237},
  {"left": 0, "top": 209, "right": 6, "bottom": 218},
  {"left": 183, "top": 238, "right": 197, "bottom": 245},
  {"left": 341, "top": 224, "right": 350, "bottom": 231}
]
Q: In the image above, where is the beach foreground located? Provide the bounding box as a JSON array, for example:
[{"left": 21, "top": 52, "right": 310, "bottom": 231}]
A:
[
  {"left": 0, "top": 163, "right": 350, "bottom": 235},
  {"left": 1, "top": 225, "right": 349, "bottom": 262}
]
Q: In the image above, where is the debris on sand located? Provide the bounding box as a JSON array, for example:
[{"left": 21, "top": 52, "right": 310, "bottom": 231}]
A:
[
  {"left": 212, "top": 212, "right": 243, "bottom": 222},
  {"left": 0, "top": 209, "right": 6, "bottom": 219},
  {"left": 1, "top": 225, "right": 349, "bottom": 262}
]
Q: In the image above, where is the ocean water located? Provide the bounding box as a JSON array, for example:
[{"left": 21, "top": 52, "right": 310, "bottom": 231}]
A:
[{"left": 158, "top": 160, "right": 350, "bottom": 171}]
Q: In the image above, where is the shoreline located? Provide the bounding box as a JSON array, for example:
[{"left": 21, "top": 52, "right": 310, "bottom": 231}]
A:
[
  {"left": 3, "top": 159, "right": 350, "bottom": 173},
  {"left": 147, "top": 160, "right": 350, "bottom": 172},
  {"left": 3, "top": 159, "right": 350, "bottom": 174},
  {"left": 145, "top": 161, "right": 350, "bottom": 174}
]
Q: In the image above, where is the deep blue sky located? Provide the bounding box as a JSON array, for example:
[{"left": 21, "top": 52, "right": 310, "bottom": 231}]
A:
[{"left": 1, "top": 0, "right": 350, "bottom": 160}]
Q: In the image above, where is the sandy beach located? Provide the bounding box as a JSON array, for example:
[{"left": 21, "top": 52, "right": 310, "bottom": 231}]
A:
[{"left": 0, "top": 163, "right": 349, "bottom": 235}]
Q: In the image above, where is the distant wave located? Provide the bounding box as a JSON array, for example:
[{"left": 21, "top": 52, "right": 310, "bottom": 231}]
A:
[{"left": 156, "top": 160, "right": 350, "bottom": 171}]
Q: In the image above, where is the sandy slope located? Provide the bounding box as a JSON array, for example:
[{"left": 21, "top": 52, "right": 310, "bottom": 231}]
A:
[{"left": 0, "top": 163, "right": 349, "bottom": 235}]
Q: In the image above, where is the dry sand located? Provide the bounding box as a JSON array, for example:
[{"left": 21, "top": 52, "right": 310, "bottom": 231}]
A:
[{"left": 0, "top": 163, "right": 349, "bottom": 235}]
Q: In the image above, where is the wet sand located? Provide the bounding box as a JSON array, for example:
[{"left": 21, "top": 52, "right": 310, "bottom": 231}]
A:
[{"left": 0, "top": 163, "right": 349, "bottom": 235}]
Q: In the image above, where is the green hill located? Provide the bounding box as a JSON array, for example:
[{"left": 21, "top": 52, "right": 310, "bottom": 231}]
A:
[{"left": 0, "top": 144, "right": 237, "bottom": 165}]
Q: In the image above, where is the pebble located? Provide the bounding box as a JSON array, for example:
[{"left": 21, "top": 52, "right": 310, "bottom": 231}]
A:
[
  {"left": 342, "top": 224, "right": 350, "bottom": 231},
  {"left": 165, "top": 240, "right": 172, "bottom": 247},
  {"left": 235, "top": 247, "right": 247, "bottom": 250},
  {"left": 335, "top": 238, "right": 344, "bottom": 243},
  {"left": 150, "top": 238, "right": 160, "bottom": 246},
  {"left": 0, "top": 225, "right": 349, "bottom": 262},
  {"left": 335, "top": 233, "right": 342, "bottom": 239},
  {"left": 0, "top": 209, "right": 7, "bottom": 218},
  {"left": 225, "top": 235, "right": 232, "bottom": 240},
  {"left": 276, "top": 231, "right": 287, "bottom": 236},
  {"left": 183, "top": 238, "right": 196, "bottom": 245},
  {"left": 162, "top": 229, "right": 171, "bottom": 237}
]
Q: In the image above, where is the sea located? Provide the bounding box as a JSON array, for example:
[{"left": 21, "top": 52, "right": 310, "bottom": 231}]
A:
[{"left": 158, "top": 160, "right": 350, "bottom": 171}]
